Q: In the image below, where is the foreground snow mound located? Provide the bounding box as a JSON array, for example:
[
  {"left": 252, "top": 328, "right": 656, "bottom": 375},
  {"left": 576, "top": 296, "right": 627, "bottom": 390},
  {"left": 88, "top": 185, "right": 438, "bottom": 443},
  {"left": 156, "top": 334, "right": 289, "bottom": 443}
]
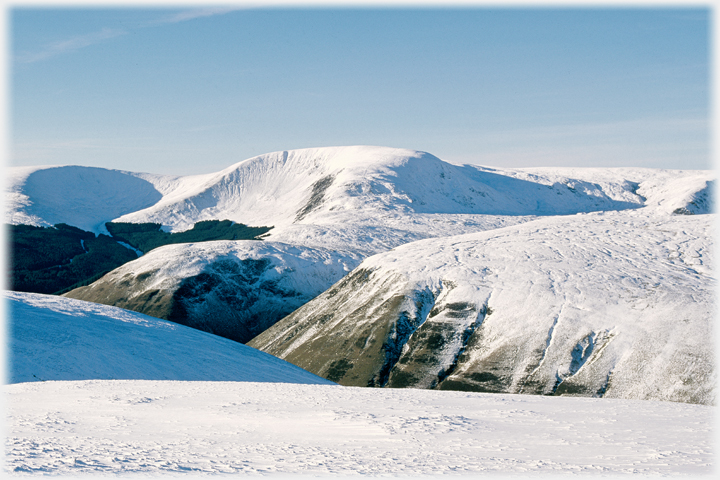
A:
[
  {"left": 5, "top": 380, "right": 713, "bottom": 475},
  {"left": 6, "top": 292, "right": 334, "bottom": 385},
  {"left": 64, "top": 240, "right": 362, "bottom": 343},
  {"left": 250, "top": 211, "right": 715, "bottom": 405}
]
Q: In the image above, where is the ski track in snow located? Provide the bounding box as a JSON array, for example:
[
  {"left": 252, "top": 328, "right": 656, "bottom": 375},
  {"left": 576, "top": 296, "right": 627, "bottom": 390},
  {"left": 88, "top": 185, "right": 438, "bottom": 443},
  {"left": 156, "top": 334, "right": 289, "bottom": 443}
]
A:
[{"left": 5, "top": 380, "right": 713, "bottom": 476}]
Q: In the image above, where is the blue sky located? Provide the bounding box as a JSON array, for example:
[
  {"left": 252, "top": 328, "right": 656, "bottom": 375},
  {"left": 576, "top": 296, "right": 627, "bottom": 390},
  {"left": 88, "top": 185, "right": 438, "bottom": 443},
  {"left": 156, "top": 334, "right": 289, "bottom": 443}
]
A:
[{"left": 9, "top": 6, "right": 711, "bottom": 175}]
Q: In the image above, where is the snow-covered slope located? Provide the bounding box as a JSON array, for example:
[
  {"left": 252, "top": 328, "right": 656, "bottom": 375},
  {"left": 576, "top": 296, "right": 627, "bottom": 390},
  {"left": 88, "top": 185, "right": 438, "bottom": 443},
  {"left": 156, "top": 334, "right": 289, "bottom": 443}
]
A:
[
  {"left": 109, "top": 146, "right": 714, "bottom": 231},
  {"left": 5, "top": 380, "right": 713, "bottom": 475},
  {"left": 63, "top": 240, "right": 361, "bottom": 343},
  {"left": 6, "top": 291, "right": 334, "bottom": 385},
  {"left": 249, "top": 210, "right": 715, "bottom": 405},
  {"left": 5, "top": 146, "right": 715, "bottom": 475}
]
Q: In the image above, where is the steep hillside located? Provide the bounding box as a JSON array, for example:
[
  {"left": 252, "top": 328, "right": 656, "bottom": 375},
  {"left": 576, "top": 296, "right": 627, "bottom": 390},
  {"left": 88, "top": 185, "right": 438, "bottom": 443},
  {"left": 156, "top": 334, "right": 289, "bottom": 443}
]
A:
[
  {"left": 249, "top": 210, "right": 715, "bottom": 405},
  {"left": 7, "top": 146, "right": 715, "bottom": 396},
  {"left": 64, "top": 241, "right": 361, "bottom": 343},
  {"left": 9, "top": 223, "right": 138, "bottom": 294},
  {"left": 6, "top": 291, "right": 334, "bottom": 385},
  {"left": 9, "top": 219, "right": 274, "bottom": 296}
]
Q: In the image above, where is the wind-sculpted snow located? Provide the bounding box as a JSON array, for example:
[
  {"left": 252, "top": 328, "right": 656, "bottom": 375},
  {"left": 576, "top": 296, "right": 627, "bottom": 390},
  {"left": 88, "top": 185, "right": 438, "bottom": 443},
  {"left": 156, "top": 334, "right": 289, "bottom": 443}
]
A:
[
  {"left": 64, "top": 240, "right": 361, "bottom": 343},
  {"left": 5, "top": 380, "right": 713, "bottom": 475},
  {"left": 6, "top": 292, "right": 334, "bottom": 385},
  {"left": 249, "top": 211, "right": 715, "bottom": 405}
]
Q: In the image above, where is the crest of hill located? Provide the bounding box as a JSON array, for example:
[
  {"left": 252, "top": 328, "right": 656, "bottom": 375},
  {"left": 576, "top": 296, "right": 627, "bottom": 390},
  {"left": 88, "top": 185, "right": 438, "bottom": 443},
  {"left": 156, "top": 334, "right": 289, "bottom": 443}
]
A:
[
  {"left": 6, "top": 165, "right": 168, "bottom": 234},
  {"left": 112, "top": 145, "right": 655, "bottom": 230}
]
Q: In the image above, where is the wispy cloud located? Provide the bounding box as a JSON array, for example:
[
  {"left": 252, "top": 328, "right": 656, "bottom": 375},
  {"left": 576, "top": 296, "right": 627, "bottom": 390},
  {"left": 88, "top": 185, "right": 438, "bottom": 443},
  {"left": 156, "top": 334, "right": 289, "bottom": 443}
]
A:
[
  {"left": 15, "top": 27, "right": 128, "bottom": 63},
  {"left": 151, "top": 7, "right": 240, "bottom": 26},
  {"left": 14, "top": 7, "right": 240, "bottom": 64}
]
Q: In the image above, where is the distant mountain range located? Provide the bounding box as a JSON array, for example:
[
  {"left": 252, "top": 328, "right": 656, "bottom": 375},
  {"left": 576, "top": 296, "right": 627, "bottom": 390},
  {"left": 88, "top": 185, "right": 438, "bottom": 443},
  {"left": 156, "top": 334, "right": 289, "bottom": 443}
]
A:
[
  {"left": 6, "top": 146, "right": 715, "bottom": 404},
  {"left": 8, "top": 146, "right": 712, "bottom": 235}
]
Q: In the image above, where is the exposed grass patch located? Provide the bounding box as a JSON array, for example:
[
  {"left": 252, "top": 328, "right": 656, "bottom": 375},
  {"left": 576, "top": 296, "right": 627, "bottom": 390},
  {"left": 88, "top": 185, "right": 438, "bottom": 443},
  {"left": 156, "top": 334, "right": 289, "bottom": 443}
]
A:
[
  {"left": 326, "top": 359, "right": 354, "bottom": 383},
  {"left": 295, "top": 175, "right": 335, "bottom": 222}
]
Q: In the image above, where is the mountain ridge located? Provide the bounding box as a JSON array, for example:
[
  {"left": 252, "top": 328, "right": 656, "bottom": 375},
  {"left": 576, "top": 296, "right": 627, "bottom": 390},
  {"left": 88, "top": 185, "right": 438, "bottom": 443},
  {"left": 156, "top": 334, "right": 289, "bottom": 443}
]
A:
[
  {"left": 7, "top": 146, "right": 715, "bottom": 404},
  {"left": 8, "top": 146, "right": 713, "bottom": 239}
]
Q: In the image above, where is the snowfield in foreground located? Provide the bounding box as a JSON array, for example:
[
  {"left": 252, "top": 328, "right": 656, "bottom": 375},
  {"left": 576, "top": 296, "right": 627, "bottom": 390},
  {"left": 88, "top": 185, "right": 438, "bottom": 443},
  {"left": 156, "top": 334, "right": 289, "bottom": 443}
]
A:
[{"left": 5, "top": 380, "right": 713, "bottom": 476}]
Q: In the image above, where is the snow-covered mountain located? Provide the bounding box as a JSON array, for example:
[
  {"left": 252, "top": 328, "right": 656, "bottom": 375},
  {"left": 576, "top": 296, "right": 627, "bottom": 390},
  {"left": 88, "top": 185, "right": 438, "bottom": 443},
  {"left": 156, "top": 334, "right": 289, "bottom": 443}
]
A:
[
  {"left": 6, "top": 291, "right": 334, "bottom": 385},
  {"left": 6, "top": 165, "right": 167, "bottom": 234},
  {"left": 7, "top": 146, "right": 715, "bottom": 405},
  {"left": 4, "top": 263, "right": 714, "bottom": 475},
  {"left": 6, "top": 147, "right": 716, "bottom": 476},
  {"left": 63, "top": 241, "right": 362, "bottom": 343},
  {"left": 7, "top": 274, "right": 713, "bottom": 475},
  {"left": 110, "top": 146, "right": 647, "bottom": 228},
  {"left": 249, "top": 210, "right": 715, "bottom": 405}
]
